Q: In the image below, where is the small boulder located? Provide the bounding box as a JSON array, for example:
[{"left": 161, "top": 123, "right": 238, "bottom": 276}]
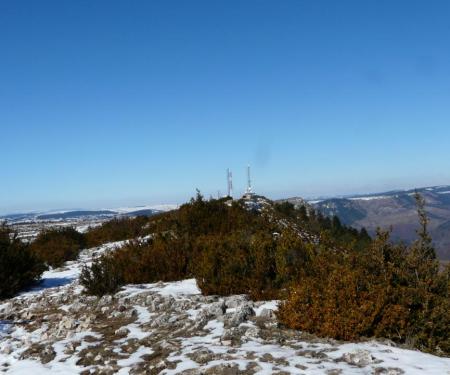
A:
[
  {"left": 226, "top": 304, "right": 255, "bottom": 327},
  {"left": 259, "top": 308, "right": 275, "bottom": 319},
  {"left": 59, "top": 316, "right": 76, "bottom": 330},
  {"left": 342, "top": 349, "right": 375, "bottom": 367},
  {"left": 206, "top": 301, "right": 226, "bottom": 318},
  {"left": 114, "top": 327, "right": 130, "bottom": 337},
  {"left": 224, "top": 295, "right": 249, "bottom": 309},
  {"left": 205, "top": 363, "right": 239, "bottom": 375}
]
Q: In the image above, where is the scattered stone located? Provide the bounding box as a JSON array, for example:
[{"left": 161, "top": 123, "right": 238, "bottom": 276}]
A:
[
  {"left": 224, "top": 295, "right": 249, "bottom": 309},
  {"left": 187, "top": 348, "right": 216, "bottom": 364},
  {"left": 204, "top": 363, "right": 239, "bottom": 375},
  {"left": 98, "top": 295, "right": 113, "bottom": 306},
  {"left": 20, "top": 343, "right": 56, "bottom": 364},
  {"left": 0, "top": 344, "right": 12, "bottom": 355},
  {"left": 373, "top": 367, "right": 405, "bottom": 375},
  {"left": 59, "top": 316, "right": 76, "bottom": 330},
  {"left": 297, "top": 349, "right": 329, "bottom": 359},
  {"left": 259, "top": 308, "right": 275, "bottom": 319},
  {"left": 0, "top": 247, "right": 445, "bottom": 375},
  {"left": 114, "top": 326, "right": 130, "bottom": 337},
  {"left": 342, "top": 349, "right": 375, "bottom": 367},
  {"left": 225, "top": 304, "right": 255, "bottom": 327},
  {"left": 206, "top": 301, "right": 226, "bottom": 318}
]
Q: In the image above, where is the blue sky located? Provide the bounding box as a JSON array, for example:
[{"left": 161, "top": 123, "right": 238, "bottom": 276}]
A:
[{"left": 1, "top": 1, "right": 450, "bottom": 213}]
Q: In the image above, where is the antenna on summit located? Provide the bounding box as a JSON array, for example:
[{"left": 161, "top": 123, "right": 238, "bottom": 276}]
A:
[
  {"left": 226, "top": 168, "right": 233, "bottom": 198},
  {"left": 246, "top": 164, "right": 253, "bottom": 194},
  {"left": 243, "top": 164, "right": 255, "bottom": 200}
]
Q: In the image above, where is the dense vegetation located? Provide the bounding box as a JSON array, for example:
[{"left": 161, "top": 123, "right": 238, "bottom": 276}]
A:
[
  {"left": 278, "top": 194, "right": 450, "bottom": 355},
  {"left": 80, "top": 192, "right": 450, "bottom": 355},
  {"left": 274, "top": 201, "right": 371, "bottom": 250},
  {"left": 2, "top": 190, "right": 447, "bottom": 354},
  {"left": 30, "top": 227, "right": 86, "bottom": 267},
  {"left": 84, "top": 216, "right": 149, "bottom": 248},
  {"left": 0, "top": 215, "right": 151, "bottom": 299},
  {"left": 80, "top": 194, "right": 370, "bottom": 299},
  {"left": 0, "top": 224, "right": 46, "bottom": 299}
]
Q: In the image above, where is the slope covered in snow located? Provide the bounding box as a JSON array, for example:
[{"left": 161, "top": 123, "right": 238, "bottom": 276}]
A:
[{"left": 0, "top": 241, "right": 449, "bottom": 374}]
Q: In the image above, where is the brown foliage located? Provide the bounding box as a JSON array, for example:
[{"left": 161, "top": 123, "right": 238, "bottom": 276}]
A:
[
  {"left": 193, "top": 231, "right": 278, "bottom": 299},
  {"left": 278, "top": 229, "right": 450, "bottom": 355},
  {"left": 85, "top": 216, "right": 149, "bottom": 248},
  {"left": 30, "top": 227, "right": 86, "bottom": 268},
  {"left": 79, "top": 193, "right": 449, "bottom": 355}
]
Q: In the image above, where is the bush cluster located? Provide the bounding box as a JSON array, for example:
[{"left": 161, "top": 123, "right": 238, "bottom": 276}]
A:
[
  {"left": 80, "top": 193, "right": 357, "bottom": 299},
  {"left": 84, "top": 216, "right": 149, "bottom": 248},
  {"left": 0, "top": 215, "right": 154, "bottom": 299},
  {"left": 79, "top": 192, "right": 449, "bottom": 355},
  {"left": 0, "top": 224, "right": 46, "bottom": 299},
  {"left": 273, "top": 201, "right": 371, "bottom": 250},
  {"left": 79, "top": 254, "right": 124, "bottom": 296},
  {"left": 278, "top": 195, "right": 450, "bottom": 355},
  {"left": 80, "top": 235, "right": 190, "bottom": 296},
  {"left": 30, "top": 227, "right": 86, "bottom": 268}
]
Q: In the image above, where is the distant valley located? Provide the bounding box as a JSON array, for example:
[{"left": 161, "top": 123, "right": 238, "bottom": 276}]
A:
[
  {"left": 0, "top": 205, "right": 177, "bottom": 242},
  {"left": 283, "top": 185, "right": 450, "bottom": 260},
  {"left": 0, "top": 204, "right": 177, "bottom": 224}
]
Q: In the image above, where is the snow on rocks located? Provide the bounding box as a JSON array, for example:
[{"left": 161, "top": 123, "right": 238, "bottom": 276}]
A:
[
  {"left": 0, "top": 240, "right": 449, "bottom": 374},
  {"left": 342, "top": 349, "right": 375, "bottom": 366}
]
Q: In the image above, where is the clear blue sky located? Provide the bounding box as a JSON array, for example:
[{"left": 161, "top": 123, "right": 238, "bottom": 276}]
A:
[{"left": 1, "top": 1, "right": 450, "bottom": 213}]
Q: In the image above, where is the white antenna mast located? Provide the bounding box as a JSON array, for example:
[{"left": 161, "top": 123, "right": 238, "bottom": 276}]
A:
[
  {"left": 229, "top": 170, "right": 233, "bottom": 198},
  {"left": 226, "top": 168, "right": 233, "bottom": 198},
  {"left": 246, "top": 164, "right": 253, "bottom": 194}
]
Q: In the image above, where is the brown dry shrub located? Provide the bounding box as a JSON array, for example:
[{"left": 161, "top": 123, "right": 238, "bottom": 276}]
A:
[
  {"left": 30, "top": 227, "right": 86, "bottom": 268},
  {"left": 192, "top": 231, "right": 278, "bottom": 299},
  {"left": 85, "top": 216, "right": 149, "bottom": 248},
  {"left": 278, "top": 230, "right": 450, "bottom": 355}
]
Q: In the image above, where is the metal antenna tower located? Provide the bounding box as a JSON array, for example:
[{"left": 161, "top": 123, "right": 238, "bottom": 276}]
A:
[
  {"left": 226, "top": 169, "right": 233, "bottom": 198},
  {"left": 229, "top": 170, "right": 233, "bottom": 198},
  {"left": 246, "top": 164, "right": 253, "bottom": 194}
]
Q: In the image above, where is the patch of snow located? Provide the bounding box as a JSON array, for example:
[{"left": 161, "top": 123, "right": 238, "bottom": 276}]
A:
[
  {"left": 76, "top": 222, "right": 102, "bottom": 233},
  {"left": 254, "top": 300, "right": 278, "bottom": 316},
  {"left": 328, "top": 341, "right": 450, "bottom": 374},
  {"left": 348, "top": 195, "right": 388, "bottom": 201},
  {"left": 116, "top": 345, "right": 153, "bottom": 371},
  {"left": 152, "top": 278, "right": 201, "bottom": 297},
  {"left": 121, "top": 278, "right": 201, "bottom": 299},
  {"left": 0, "top": 321, "right": 12, "bottom": 339},
  {"left": 114, "top": 204, "right": 178, "bottom": 213}
]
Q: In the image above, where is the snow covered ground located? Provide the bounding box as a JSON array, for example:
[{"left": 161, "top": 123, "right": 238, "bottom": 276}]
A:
[{"left": 0, "top": 241, "right": 449, "bottom": 374}]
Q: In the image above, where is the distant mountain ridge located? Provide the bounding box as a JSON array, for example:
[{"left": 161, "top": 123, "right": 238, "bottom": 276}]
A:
[
  {"left": 0, "top": 205, "right": 177, "bottom": 224},
  {"left": 282, "top": 185, "right": 450, "bottom": 260}
]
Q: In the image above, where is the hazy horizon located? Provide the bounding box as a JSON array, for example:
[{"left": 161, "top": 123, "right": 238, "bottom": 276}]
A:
[{"left": 2, "top": 179, "right": 449, "bottom": 215}]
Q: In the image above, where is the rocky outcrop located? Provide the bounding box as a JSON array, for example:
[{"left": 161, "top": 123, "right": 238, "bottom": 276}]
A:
[{"left": 1, "top": 245, "right": 449, "bottom": 374}]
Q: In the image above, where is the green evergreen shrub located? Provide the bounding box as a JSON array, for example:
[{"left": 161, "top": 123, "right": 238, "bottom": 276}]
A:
[
  {"left": 30, "top": 227, "right": 86, "bottom": 268},
  {"left": 79, "top": 254, "right": 124, "bottom": 296},
  {"left": 0, "top": 224, "right": 46, "bottom": 299},
  {"left": 85, "top": 216, "right": 149, "bottom": 248}
]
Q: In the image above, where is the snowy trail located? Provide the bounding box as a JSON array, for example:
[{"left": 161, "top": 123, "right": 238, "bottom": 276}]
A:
[{"left": 0, "top": 241, "right": 449, "bottom": 374}]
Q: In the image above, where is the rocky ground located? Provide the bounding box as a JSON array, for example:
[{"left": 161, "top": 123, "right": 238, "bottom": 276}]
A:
[{"left": 1, "top": 242, "right": 450, "bottom": 374}]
